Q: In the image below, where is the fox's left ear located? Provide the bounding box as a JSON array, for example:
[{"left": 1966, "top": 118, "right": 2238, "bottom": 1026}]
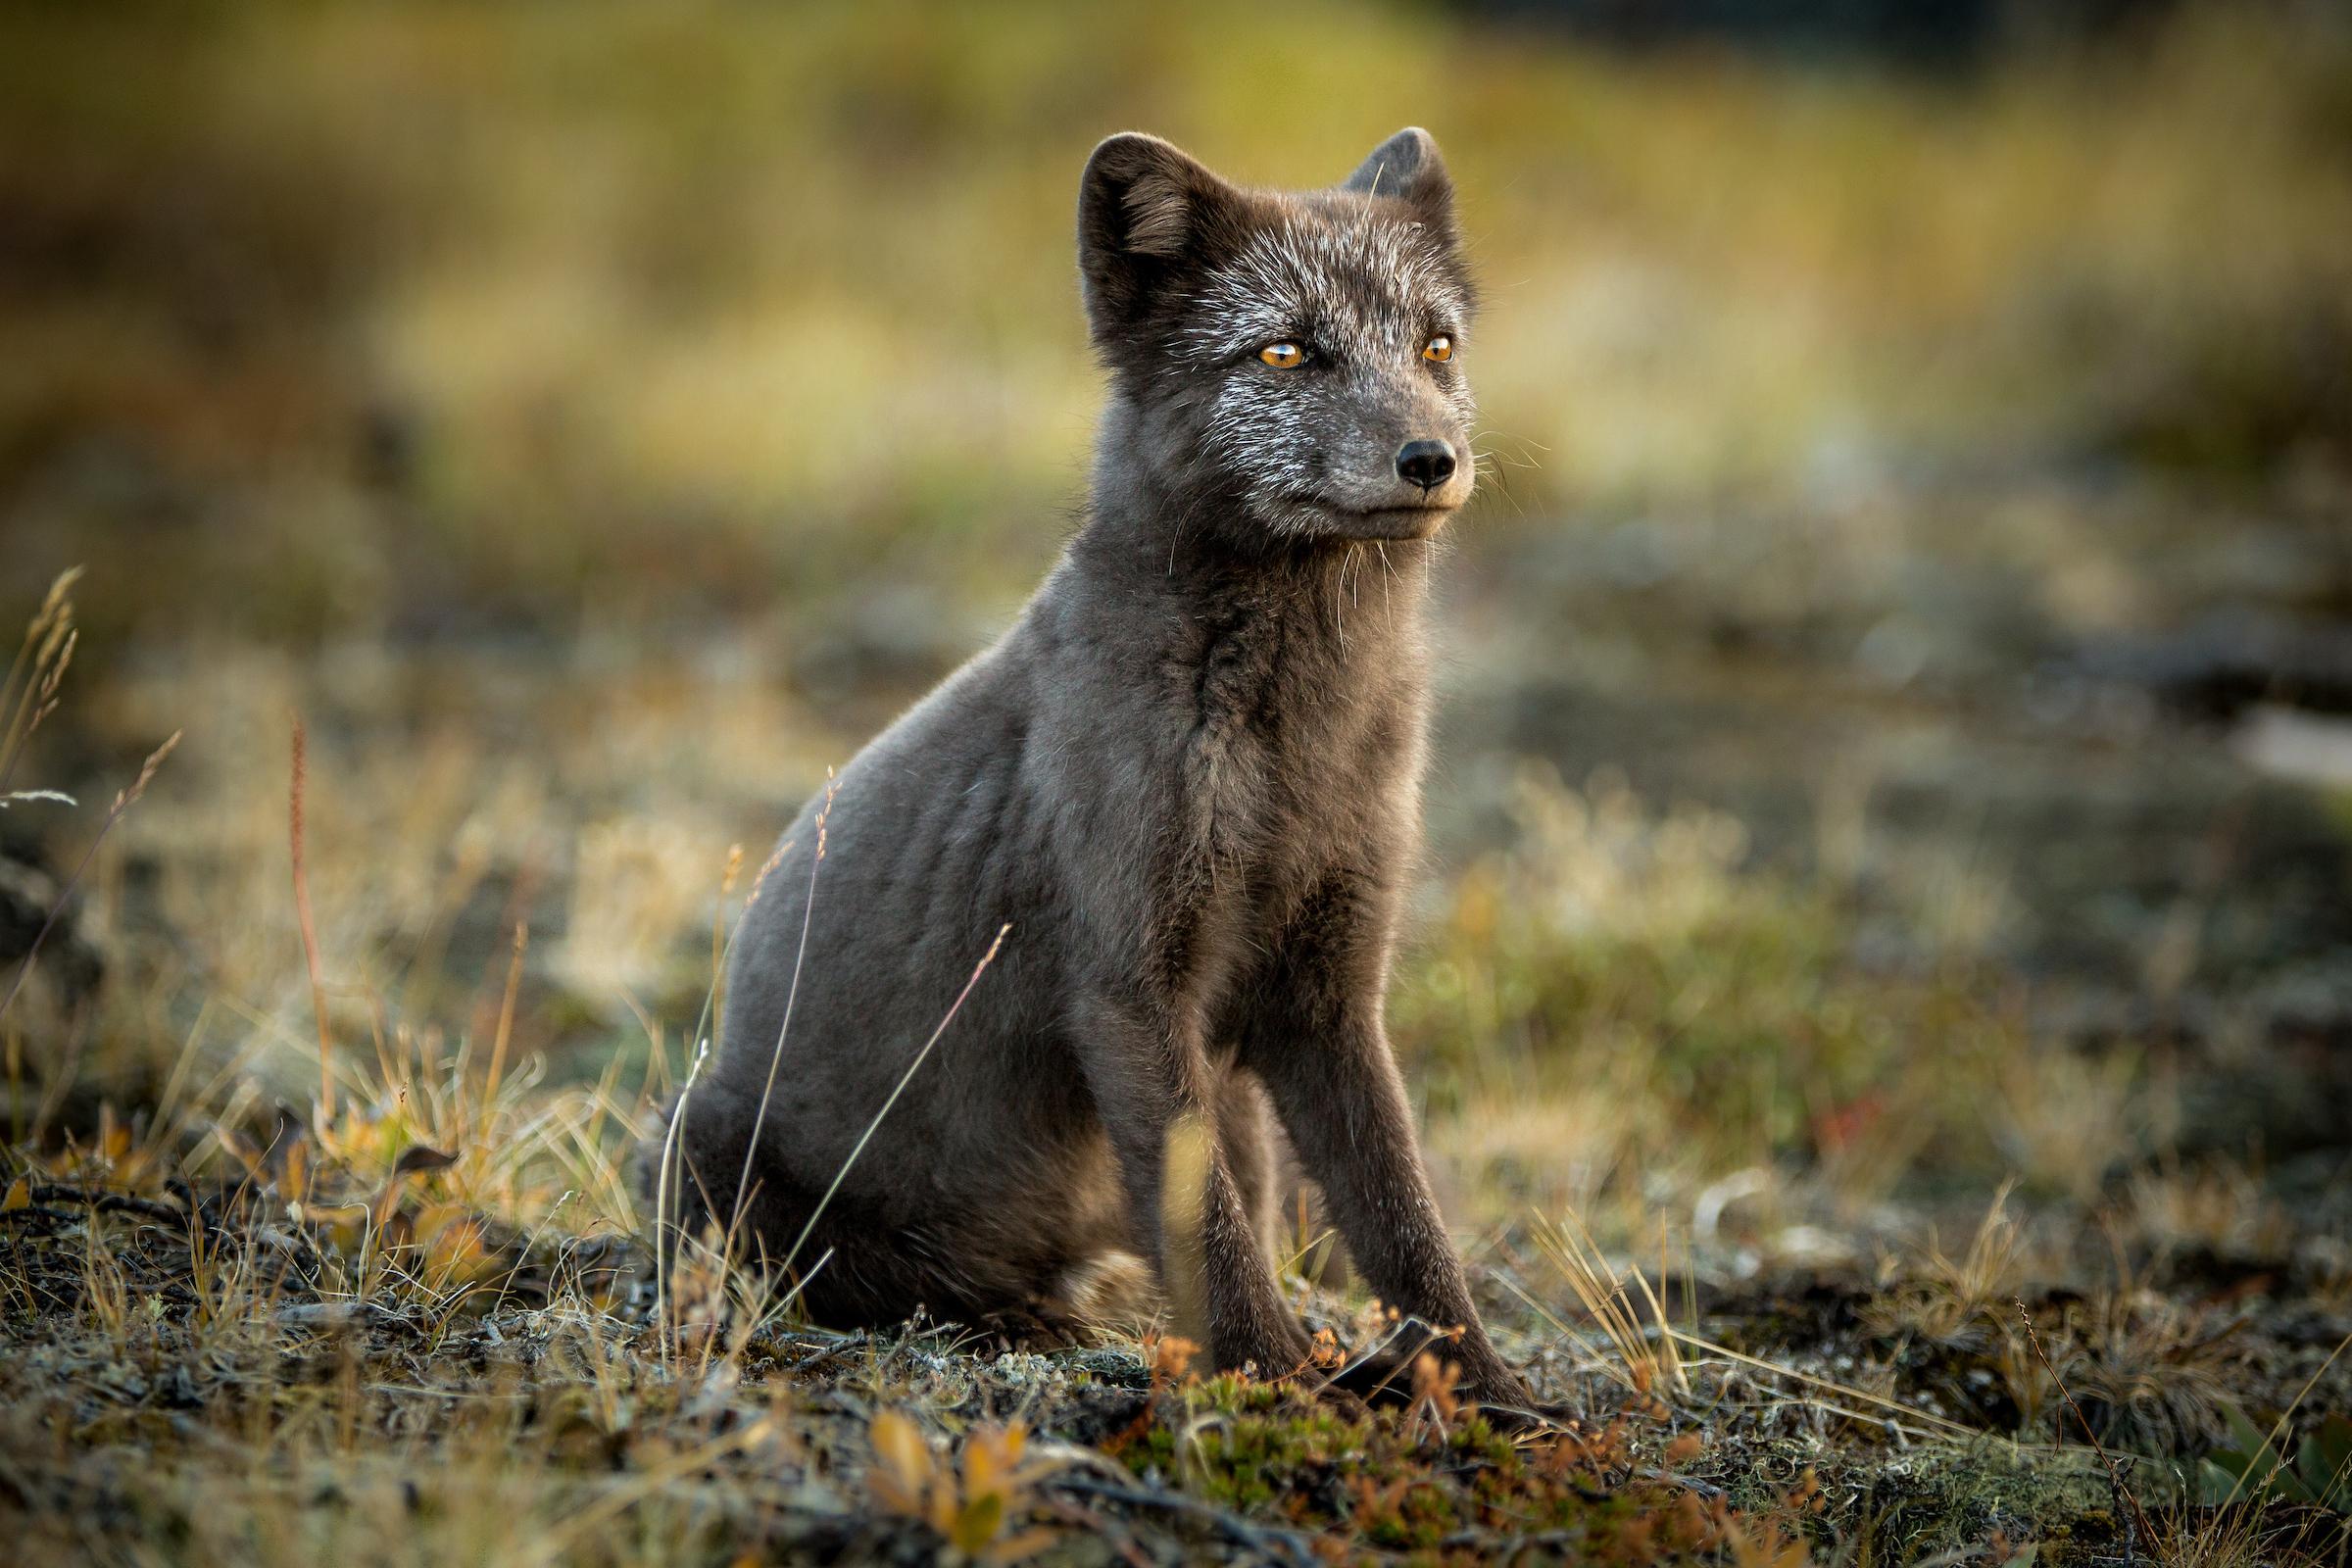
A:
[
  {"left": 1078, "top": 133, "right": 1250, "bottom": 341},
  {"left": 1343, "top": 127, "right": 1455, "bottom": 234}
]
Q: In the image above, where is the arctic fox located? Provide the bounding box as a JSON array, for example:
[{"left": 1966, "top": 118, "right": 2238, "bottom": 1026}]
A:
[{"left": 658, "top": 127, "right": 1529, "bottom": 1413}]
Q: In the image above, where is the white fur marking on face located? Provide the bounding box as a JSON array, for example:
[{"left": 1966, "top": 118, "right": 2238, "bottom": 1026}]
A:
[
  {"left": 1181, "top": 215, "right": 1466, "bottom": 366},
  {"left": 1173, "top": 212, "right": 1474, "bottom": 534}
]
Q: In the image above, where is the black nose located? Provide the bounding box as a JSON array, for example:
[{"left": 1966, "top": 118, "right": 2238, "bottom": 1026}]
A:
[{"left": 1395, "top": 439, "right": 1456, "bottom": 493}]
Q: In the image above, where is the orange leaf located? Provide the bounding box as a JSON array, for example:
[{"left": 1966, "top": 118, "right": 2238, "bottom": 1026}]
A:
[
  {"left": 870, "top": 1410, "right": 933, "bottom": 1508},
  {"left": 963, "top": 1434, "right": 1004, "bottom": 1506}
]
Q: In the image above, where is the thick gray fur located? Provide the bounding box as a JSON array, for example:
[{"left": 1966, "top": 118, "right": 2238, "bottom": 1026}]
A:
[{"left": 656, "top": 126, "right": 1529, "bottom": 1410}]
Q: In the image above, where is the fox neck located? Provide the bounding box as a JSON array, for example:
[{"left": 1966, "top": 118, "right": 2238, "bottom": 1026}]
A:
[{"left": 1074, "top": 451, "right": 1438, "bottom": 667}]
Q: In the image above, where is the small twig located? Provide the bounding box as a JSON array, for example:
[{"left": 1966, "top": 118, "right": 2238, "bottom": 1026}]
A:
[
  {"left": 2015, "top": 1298, "right": 2156, "bottom": 1560},
  {"left": 27, "top": 1184, "right": 188, "bottom": 1224},
  {"left": 1054, "top": 1476, "right": 1318, "bottom": 1566},
  {"left": 481, "top": 919, "right": 529, "bottom": 1122},
  {"left": 1632, "top": 1466, "right": 1726, "bottom": 1499},
  {"left": 289, "top": 715, "right": 333, "bottom": 1121},
  {"left": 1661, "top": 1327, "right": 1980, "bottom": 1440},
  {"left": 734, "top": 777, "right": 835, "bottom": 1239}
]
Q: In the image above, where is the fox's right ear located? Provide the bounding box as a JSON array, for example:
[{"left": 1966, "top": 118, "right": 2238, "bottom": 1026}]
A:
[
  {"left": 1078, "top": 133, "right": 1243, "bottom": 337},
  {"left": 1343, "top": 127, "right": 1456, "bottom": 240}
]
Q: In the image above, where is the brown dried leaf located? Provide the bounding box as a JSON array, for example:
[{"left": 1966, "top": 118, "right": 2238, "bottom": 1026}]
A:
[{"left": 392, "top": 1145, "right": 459, "bottom": 1178}]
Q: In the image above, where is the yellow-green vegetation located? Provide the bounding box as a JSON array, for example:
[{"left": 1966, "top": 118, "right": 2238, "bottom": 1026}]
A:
[
  {"left": 5, "top": 1, "right": 2352, "bottom": 1562},
  {"left": 1399, "top": 766, "right": 2025, "bottom": 1217}
]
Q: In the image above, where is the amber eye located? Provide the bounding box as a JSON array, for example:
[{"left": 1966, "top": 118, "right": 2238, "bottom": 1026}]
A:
[
  {"left": 1258, "top": 342, "right": 1305, "bottom": 368},
  {"left": 1422, "top": 334, "right": 1454, "bottom": 364}
]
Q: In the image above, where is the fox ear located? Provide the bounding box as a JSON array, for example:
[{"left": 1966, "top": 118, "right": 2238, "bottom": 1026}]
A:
[
  {"left": 1343, "top": 126, "right": 1454, "bottom": 229},
  {"left": 1078, "top": 133, "right": 1244, "bottom": 336}
]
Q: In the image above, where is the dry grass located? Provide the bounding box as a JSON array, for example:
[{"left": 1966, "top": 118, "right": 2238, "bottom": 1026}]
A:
[{"left": 1523, "top": 1208, "right": 1690, "bottom": 1402}]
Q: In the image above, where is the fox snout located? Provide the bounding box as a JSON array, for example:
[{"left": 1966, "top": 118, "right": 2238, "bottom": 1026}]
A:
[
  {"left": 1396, "top": 439, "right": 1456, "bottom": 493},
  {"left": 1299, "top": 424, "right": 1474, "bottom": 539}
]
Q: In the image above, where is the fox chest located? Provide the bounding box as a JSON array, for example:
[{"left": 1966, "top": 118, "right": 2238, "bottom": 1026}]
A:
[{"left": 1162, "top": 643, "right": 1415, "bottom": 921}]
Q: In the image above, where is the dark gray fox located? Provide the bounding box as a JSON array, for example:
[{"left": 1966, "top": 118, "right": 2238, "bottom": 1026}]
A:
[{"left": 656, "top": 126, "right": 1530, "bottom": 1412}]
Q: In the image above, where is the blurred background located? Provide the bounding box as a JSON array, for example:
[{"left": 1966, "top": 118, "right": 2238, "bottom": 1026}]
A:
[{"left": 4, "top": 0, "right": 2349, "bottom": 1247}]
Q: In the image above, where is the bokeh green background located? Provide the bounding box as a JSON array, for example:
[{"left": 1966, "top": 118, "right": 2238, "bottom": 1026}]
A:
[{"left": 8, "top": 1, "right": 2347, "bottom": 643}]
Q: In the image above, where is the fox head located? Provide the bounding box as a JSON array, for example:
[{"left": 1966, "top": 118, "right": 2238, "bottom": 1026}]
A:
[{"left": 1078, "top": 127, "right": 1475, "bottom": 546}]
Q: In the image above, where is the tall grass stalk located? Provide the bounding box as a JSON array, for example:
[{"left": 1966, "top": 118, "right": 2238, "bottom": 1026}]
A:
[{"left": 289, "top": 715, "right": 334, "bottom": 1120}]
